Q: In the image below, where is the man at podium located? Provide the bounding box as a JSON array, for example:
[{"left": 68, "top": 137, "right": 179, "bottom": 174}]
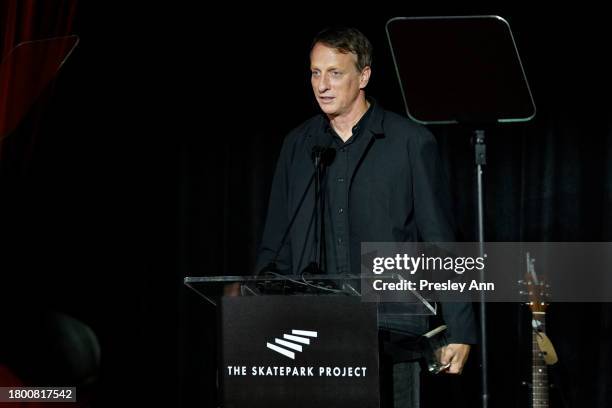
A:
[{"left": 255, "top": 26, "right": 477, "bottom": 407}]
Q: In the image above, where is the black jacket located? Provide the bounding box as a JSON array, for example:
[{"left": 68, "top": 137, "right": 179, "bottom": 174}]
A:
[{"left": 256, "top": 101, "right": 477, "bottom": 344}]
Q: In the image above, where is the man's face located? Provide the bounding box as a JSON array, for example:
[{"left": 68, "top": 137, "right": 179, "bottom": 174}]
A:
[{"left": 310, "top": 42, "right": 370, "bottom": 117}]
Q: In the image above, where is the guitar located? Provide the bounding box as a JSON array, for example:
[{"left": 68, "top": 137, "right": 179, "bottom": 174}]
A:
[{"left": 519, "top": 252, "right": 558, "bottom": 408}]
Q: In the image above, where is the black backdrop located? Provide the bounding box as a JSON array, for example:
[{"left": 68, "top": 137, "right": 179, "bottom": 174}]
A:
[{"left": 0, "top": 2, "right": 611, "bottom": 407}]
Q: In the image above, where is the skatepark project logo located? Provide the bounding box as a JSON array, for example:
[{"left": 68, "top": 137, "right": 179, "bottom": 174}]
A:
[
  {"left": 266, "top": 329, "right": 318, "bottom": 360},
  {"left": 225, "top": 328, "right": 370, "bottom": 378}
]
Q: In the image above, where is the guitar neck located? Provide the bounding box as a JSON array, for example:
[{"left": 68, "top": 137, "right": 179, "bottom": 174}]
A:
[{"left": 531, "top": 312, "right": 548, "bottom": 408}]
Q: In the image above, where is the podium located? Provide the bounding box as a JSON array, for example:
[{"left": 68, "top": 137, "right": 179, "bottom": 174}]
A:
[
  {"left": 185, "top": 274, "right": 380, "bottom": 408},
  {"left": 185, "top": 274, "right": 447, "bottom": 407}
]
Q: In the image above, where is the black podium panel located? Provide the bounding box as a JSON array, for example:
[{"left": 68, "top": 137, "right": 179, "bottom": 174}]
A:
[{"left": 220, "top": 296, "right": 379, "bottom": 408}]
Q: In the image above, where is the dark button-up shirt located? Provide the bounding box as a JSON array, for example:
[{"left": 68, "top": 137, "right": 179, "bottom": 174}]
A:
[{"left": 320, "top": 104, "right": 373, "bottom": 275}]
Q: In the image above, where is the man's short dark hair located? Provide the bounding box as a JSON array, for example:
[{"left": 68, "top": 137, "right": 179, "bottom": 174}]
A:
[{"left": 311, "top": 27, "right": 373, "bottom": 72}]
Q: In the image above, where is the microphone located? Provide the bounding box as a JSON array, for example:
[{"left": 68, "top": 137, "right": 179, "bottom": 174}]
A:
[
  {"left": 309, "top": 145, "right": 335, "bottom": 275},
  {"left": 311, "top": 145, "right": 336, "bottom": 167},
  {"left": 257, "top": 145, "right": 336, "bottom": 276}
]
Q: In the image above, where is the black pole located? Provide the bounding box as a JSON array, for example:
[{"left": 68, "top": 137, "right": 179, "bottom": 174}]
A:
[{"left": 475, "top": 129, "right": 488, "bottom": 408}]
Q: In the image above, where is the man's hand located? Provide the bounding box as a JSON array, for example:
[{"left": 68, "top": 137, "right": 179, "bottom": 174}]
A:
[{"left": 440, "top": 343, "right": 471, "bottom": 374}]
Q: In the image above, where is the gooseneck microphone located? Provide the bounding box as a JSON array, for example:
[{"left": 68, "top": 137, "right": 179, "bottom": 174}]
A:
[
  {"left": 309, "top": 145, "right": 336, "bottom": 274},
  {"left": 257, "top": 144, "right": 336, "bottom": 276}
]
